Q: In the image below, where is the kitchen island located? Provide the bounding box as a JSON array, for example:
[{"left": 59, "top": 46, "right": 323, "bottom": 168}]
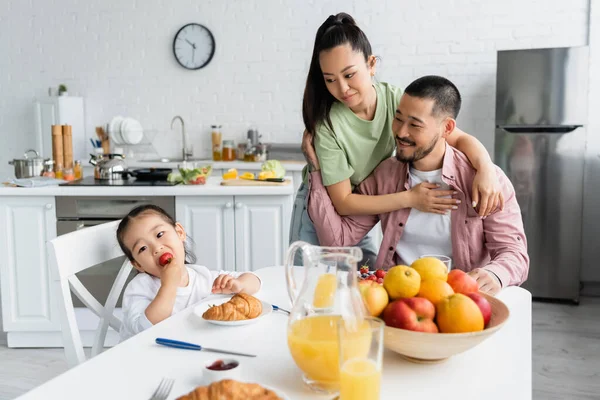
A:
[{"left": 0, "top": 177, "right": 293, "bottom": 348}]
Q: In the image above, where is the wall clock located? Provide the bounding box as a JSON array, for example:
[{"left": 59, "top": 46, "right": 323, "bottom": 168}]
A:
[{"left": 173, "top": 23, "right": 215, "bottom": 70}]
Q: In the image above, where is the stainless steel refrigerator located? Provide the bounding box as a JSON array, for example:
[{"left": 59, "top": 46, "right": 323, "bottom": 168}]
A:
[{"left": 494, "top": 46, "right": 589, "bottom": 303}]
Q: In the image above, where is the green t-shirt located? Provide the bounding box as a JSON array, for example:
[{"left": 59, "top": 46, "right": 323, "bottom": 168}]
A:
[{"left": 302, "top": 82, "right": 403, "bottom": 187}]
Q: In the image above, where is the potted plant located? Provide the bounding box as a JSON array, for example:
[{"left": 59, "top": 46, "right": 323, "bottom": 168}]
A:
[{"left": 58, "top": 84, "right": 68, "bottom": 96}]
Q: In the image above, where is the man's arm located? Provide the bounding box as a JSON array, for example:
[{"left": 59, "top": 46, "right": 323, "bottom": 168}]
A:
[
  {"left": 307, "top": 171, "right": 379, "bottom": 247},
  {"left": 480, "top": 170, "right": 530, "bottom": 287}
]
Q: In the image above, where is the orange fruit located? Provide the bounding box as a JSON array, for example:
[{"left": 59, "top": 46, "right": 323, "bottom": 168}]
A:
[
  {"left": 222, "top": 168, "right": 238, "bottom": 180},
  {"left": 383, "top": 265, "right": 421, "bottom": 300},
  {"left": 436, "top": 293, "right": 484, "bottom": 333},
  {"left": 418, "top": 279, "right": 454, "bottom": 305},
  {"left": 410, "top": 257, "right": 448, "bottom": 282}
]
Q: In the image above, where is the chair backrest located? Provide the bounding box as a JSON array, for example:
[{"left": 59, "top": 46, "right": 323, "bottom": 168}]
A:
[{"left": 47, "top": 220, "right": 132, "bottom": 367}]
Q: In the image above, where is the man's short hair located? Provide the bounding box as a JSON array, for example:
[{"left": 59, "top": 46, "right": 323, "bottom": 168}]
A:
[{"left": 404, "top": 75, "right": 462, "bottom": 119}]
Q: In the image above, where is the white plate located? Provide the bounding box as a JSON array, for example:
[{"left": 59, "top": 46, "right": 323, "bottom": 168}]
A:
[
  {"left": 121, "top": 117, "right": 143, "bottom": 145},
  {"left": 193, "top": 295, "right": 272, "bottom": 326},
  {"left": 262, "top": 384, "right": 291, "bottom": 400},
  {"left": 109, "top": 116, "right": 125, "bottom": 145}
]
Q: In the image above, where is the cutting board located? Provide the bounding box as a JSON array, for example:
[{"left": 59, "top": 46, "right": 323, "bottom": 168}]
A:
[{"left": 220, "top": 178, "right": 292, "bottom": 186}]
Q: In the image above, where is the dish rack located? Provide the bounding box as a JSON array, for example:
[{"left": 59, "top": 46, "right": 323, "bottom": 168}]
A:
[{"left": 110, "top": 129, "right": 160, "bottom": 160}]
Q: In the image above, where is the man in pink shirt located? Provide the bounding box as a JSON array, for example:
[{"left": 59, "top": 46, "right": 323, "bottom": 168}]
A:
[{"left": 306, "top": 76, "right": 529, "bottom": 295}]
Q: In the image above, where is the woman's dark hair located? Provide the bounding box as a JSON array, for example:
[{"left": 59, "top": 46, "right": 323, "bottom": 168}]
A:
[
  {"left": 302, "top": 12, "right": 373, "bottom": 134},
  {"left": 116, "top": 204, "right": 196, "bottom": 264}
]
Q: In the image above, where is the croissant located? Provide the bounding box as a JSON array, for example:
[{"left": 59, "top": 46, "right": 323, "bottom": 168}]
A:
[
  {"left": 202, "top": 293, "right": 262, "bottom": 321},
  {"left": 176, "top": 379, "right": 282, "bottom": 400}
]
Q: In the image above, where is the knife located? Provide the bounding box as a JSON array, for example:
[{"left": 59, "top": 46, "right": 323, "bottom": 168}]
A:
[
  {"left": 239, "top": 177, "right": 286, "bottom": 183},
  {"left": 155, "top": 338, "right": 257, "bottom": 357}
]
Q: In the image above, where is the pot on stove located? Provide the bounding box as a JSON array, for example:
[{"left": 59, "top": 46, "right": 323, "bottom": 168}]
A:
[{"left": 9, "top": 149, "right": 47, "bottom": 179}]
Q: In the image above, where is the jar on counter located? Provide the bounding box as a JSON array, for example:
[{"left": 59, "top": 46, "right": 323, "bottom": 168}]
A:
[
  {"left": 74, "top": 160, "right": 83, "bottom": 180},
  {"left": 244, "top": 138, "right": 258, "bottom": 162},
  {"left": 211, "top": 125, "right": 222, "bottom": 161},
  {"left": 55, "top": 162, "right": 64, "bottom": 179},
  {"left": 237, "top": 143, "right": 247, "bottom": 161},
  {"left": 42, "top": 160, "right": 55, "bottom": 178},
  {"left": 222, "top": 140, "right": 236, "bottom": 161},
  {"left": 63, "top": 167, "right": 75, "bottom": 181}
]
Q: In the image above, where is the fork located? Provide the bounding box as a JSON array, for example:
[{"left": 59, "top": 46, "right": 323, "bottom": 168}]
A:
[{"left": 150, "top": 377, "right": 175, "bottom": 400}]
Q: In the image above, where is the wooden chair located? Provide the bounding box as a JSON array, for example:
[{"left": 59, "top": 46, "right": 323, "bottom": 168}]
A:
[{"left": 47, "top": 220, "right": 132, "bottom": 367}]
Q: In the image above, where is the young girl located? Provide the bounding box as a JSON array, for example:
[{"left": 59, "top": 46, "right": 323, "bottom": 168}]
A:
[
  {"left": 116, "top": 205, "right": 261, "bottom": 342},
  {"left": 290, "top": 13, "right": 504, "bottom": 265}
]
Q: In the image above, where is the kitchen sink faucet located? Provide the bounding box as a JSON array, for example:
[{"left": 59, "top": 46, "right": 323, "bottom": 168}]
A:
[{"left": 171, "top": 116, "right": 193, "bottom": 162}]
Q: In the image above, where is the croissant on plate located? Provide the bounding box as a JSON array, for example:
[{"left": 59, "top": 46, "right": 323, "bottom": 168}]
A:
[
  {"left": 176, "top": 379, "right": 281, "bottom": 400},
  {"left": 202, "top": 293, "right": 262, "bottom": 321}
]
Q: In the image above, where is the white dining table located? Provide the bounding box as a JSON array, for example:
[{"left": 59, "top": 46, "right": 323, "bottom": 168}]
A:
[{"left": 17, "top": 266, "right": 532, "bottom": 400}]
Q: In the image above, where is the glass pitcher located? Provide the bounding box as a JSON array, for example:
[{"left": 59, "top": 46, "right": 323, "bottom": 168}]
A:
[{"left": 285, "top": 241, "right": 369, "bottom": 394}]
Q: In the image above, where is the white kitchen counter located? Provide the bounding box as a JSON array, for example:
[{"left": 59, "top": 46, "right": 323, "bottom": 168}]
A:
[
  {"left": 128, "top": 159, "right": 306, "bottom": 172},
  {"left": 0, "top": 176, "right": 294, "bottom": 196}
]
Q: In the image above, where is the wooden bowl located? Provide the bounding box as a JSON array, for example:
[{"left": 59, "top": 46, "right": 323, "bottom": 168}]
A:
[{"left": 383, "top": 293, "right": 510, "bottom": 363}]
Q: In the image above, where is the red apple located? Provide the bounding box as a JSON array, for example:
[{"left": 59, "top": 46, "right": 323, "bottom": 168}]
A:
[
  {"left": 383, "top": 297, "right": 438, "bottom": 333},
  {"left": 447, "top": 269, "right": 479, "bottom": 294},
  {"left": 466, "top": 292, "right": 492, "bottom": 327}
]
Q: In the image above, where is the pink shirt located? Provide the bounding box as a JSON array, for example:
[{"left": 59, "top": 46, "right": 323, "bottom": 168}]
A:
[{"left": 307, "top": 144, "right": 529, "bottom": 288}]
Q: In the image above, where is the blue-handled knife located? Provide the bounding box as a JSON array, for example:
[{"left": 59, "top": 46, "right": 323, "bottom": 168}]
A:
[{"left": 155, "top": 338, "right": 257, "bottom": 357}]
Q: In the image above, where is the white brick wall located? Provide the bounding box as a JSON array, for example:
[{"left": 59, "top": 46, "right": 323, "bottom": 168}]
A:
[
  {"left": 0, "top": 0, "right": 594, "bottom": 338},
  {"left": 0, "top": 0, "right": 590, "bottom": 179}
]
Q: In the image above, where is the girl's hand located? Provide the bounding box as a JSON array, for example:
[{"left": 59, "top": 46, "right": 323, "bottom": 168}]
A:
[
  {"left": 472, "top": 165, "right": 504, "bottom": 217},
  {"left": 160, "top": 263, "right": 181, "bottom": 289},
  {"left": 407, "top": 182, "right": 459, "bottom": 215},
  {"left": 301, "top": 130, "right": 320, "bottom": 172},
  {"left": 212, "top": 274, "right": 243, "bottom": 294}
]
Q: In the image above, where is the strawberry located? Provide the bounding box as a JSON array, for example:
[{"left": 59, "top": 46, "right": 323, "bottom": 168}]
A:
[
  {"left": 375, "top": 269, "right": 386, "bottom": 279},
  {"left": 360, "top": 265, "right": 369, "bottom": 274},
  {"left": 159, "top": 252, "right": 174, "bottom": 266}
]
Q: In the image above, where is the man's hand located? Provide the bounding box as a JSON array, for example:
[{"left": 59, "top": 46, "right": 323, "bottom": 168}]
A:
[
  {"left": 467, "top": 268, "right": 501, "bottom": 296},
  {"left": 301, "top": 130, "right": 320, "bottom": 172}
]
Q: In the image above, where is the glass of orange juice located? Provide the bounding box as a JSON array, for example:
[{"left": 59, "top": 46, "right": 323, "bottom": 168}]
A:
[{"left": 338, "top": 317, "right": 384, "bottom": 400}]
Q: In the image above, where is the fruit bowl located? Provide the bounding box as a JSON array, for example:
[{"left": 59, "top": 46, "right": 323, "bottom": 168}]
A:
[{"left": 383, "top": 292, "right": 510, "bottom": 363}]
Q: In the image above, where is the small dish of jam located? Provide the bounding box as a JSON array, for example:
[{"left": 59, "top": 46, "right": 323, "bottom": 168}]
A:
[
  {"left": 204, "top": 358, "right": 241, "bottom": 383},
  {"left": 206, "top": 359, "right": 239, "bottom": 371}
]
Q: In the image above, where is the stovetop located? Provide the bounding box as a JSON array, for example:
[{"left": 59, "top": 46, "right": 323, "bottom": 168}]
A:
[{"left": 59, "top": 177, "right": 179, "bottom": 186}]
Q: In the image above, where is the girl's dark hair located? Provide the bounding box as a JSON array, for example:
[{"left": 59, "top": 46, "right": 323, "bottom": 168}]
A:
[
  {"left": 116, "top": 204, "right": 196, "bottom": 264},
  {"left": 302, "top": 12, "right": 373, "bottom": 134}
]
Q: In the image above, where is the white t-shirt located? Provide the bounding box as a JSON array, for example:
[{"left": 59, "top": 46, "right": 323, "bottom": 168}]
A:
[
  {"left": 119, "top": 265, "right": 254, "bottom": 342},
  {"left": 396, "top": 167, "right": 452, "bottom": 265}
]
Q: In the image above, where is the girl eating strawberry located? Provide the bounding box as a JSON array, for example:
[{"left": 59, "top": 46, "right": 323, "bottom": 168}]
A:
[{"left": 116, "top": 205, "right": 261, "bottom": 341}]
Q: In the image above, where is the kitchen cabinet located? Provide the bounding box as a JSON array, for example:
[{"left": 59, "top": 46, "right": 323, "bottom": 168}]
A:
[
  {"left": 234, "top": 195, "right": 292, "bottom": 272},
  {"left": 0, "top": 182, "right": 294, "bottom": 347},
  {"left": 0, "top": 197, "right": 60, "bottom": 335},
  {"left": 176, "top": 195, "right": 292, "bottom": 272},
  {"left": 176, "top": 196, "right": 236, "bottom": 272}
]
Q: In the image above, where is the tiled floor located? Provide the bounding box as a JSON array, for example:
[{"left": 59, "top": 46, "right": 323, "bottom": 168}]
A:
[{"left": 1, "top": 298, "right": 599, "bottom": 399}]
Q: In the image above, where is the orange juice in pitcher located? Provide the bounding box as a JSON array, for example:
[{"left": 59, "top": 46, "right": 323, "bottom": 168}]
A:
[{"left": 285, "top": 242, "right": 368, "bottom": 393}]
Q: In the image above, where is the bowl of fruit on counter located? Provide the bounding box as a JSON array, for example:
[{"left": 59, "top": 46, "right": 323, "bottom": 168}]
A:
[{"left": 357, "top": 259, "right": 510, "bottom": 364}]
